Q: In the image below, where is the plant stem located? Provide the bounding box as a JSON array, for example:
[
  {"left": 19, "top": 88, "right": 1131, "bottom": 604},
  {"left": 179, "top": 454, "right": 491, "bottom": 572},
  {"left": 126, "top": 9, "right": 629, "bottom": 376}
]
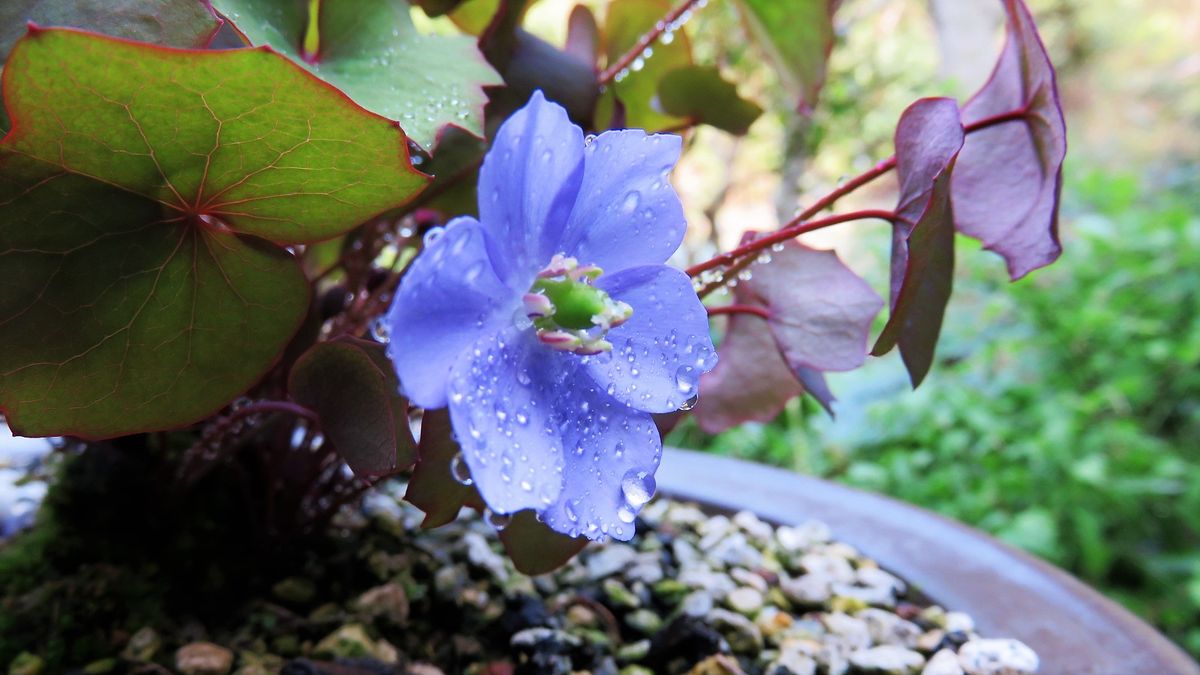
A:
[
  {"left": 598, "top": 0, "right": 704, "bottom": 86},
  {"left": 707, "top": 304, "right": 771, "bottom": 320},
  {"left": 963, "top": 106, "right": 1029, "bottom": 134},
  {"left": 686, "top": 104, "right": 1031, "bottom": 297},
  {"left": 686, "top": 209, "right": 896, "bottom": 278}
]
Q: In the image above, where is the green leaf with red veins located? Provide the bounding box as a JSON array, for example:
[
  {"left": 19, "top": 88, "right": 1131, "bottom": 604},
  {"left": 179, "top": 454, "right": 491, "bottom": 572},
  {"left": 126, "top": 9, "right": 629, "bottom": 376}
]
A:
[
  {"left": 871, "top": 98, "right": 964, "bottom": 388},
  {"left": 952, "top": 0, "right": 1066, "bottom": 280},
  {"left": 213, "top": 0, "right": 501, "bottom": 148},
  {"left": 734, "top": 0, "right": 838, "bottom": 111},
  {"left": 657, "top": 65, "right": 763, "bottom": 136},
  {"left": 0, "top": 28, "right": 426, "bottom": 438},
  {"left": 500, "top": 510, "right": 588, "bottom": 575},
  {"left": 598, "top": 0, "right": 692, "bottom": 130},
  {"left": 290, "top": 338, "right": 417, "bottom": 478},
  {"left": 406, "top": 409, "right": 485, "bottom": 528},
  {"left": 0, "top": 0, "right": 223, "bottom": 130}
]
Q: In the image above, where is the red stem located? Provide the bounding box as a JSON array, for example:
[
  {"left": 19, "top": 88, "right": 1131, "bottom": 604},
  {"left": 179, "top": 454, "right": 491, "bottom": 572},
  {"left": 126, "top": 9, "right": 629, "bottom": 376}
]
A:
[
  {"left": 598, "top": 0, "right": 703, "bottom": 86},
  {"left": 685, "top": 105, "right": 1031, "bottom": 291},
  {"left": 686, "top": 209, "right": 896, "bottom": 277},
  {"left": 707, "top": 304, "right": 771, "bottom": 320},
  {"left": 239, "top": 400, "right": 319, "bottom": 423},
  {"left": 964, "top": 107, "right": 1029, "bottom": 134}
]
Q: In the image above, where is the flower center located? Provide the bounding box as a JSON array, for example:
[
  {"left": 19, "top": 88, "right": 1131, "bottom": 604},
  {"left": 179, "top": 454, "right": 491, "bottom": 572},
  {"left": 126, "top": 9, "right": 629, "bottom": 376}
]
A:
[{"left": 523, "top": 254, "right": 633, "bottom": 356}]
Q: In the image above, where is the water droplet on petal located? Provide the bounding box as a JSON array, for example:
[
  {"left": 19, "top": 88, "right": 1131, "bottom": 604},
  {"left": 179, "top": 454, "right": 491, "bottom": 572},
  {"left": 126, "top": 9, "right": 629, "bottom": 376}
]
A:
[
  {"left": 422, "top": 226, "right": 445, "bottom": 247},
  {"left": 485, "top": 508, "right": 511, "bottom": 531},
  {"left": 369, "top": 318, "right": 390, "bottom": 344},
  {"left": 621, "top": 469, "right": 655, "bottom": 509},
  {"left": 622, "top": 191, "right": 641, "bottom": 213},
  {"left": 450, "top": 452, "right": 474, "bottom": 486},
  {"left": 679, "top": 394, "right": 699, "bottom": 411}
]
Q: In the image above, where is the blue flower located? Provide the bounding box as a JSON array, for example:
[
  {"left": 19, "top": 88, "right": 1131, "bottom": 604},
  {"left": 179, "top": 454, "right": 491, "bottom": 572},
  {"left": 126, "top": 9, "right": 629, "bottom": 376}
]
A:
[{"left": 385, "top": 92, "right": 716, "bottom": 540}]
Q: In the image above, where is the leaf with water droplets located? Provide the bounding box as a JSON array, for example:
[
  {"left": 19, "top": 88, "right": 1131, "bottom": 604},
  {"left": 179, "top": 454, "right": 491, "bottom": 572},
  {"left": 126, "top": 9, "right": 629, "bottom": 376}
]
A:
[
  {"left": 734, "top": 0, "right": 839, "bottom": 111},
  {"left": 0, "top": 29, "right": 424, "bottom": 438},
  {"left": 289, "top": 337, "right": 416, "bottom": 477},
  {"left": 212, "top": 0, "right": 502, "bottom": 148},
  {"left": 657, "top": 65, "right": 763, "bottom": 135},
  {"left": 406, "top": 409, "right": 485, "bottom": 528},
  {"left": 0, "top": 0, "right": 223, "bottom": 130},
  {"left": 597, "top": 0, "right": 693, "bottom": 130},
  {"left": 499, "top": 510, "right": 587, "bottom": 575},
  {"left": 871, "top": 98, "right": 963, "bottom": 387},
  {"left": 953, "top": 0, "right": 1066, "bottom": 280}
]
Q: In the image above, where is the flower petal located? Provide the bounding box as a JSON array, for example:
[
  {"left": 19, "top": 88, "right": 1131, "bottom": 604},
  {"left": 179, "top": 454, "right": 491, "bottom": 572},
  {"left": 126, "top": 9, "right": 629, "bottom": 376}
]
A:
[
  {"left": 447, "top": 331, "right": 570, "bottom": 515},
  {"left": 560, "top": 130, "right": 686, "bottom": 272},
  {"left": 478, "top": 90, "right": 585, "bottom": 283},
  {"left": 386, "top": 217, "right": 516, "bottom": 409},
  {"left": 584, "top": 265, "right": 717, "bottom": 413},
  {"left": 539, "top": 393, "right": 662, "bottom": 542}
]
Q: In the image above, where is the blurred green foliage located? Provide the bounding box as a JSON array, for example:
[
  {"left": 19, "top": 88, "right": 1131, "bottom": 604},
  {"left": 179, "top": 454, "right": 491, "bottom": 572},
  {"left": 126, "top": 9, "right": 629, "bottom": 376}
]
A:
[{"left": 675, "top": 170, "right": 1200, "bottom": 655}]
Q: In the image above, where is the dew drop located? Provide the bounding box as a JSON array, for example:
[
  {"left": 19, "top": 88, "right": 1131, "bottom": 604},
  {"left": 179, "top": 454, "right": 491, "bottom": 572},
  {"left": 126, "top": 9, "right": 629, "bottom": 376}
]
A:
[
  {"left": 513, "top": 308, "right": 534, "bottom": 330},
  {"left": 564, "top": 499, "right": 579, "bottom": 522},
  {"left": 450, "top": 452, "right": 474, "bottom": 486},
  {"left": 519, "top": 479, "right": 533, "bottom": 492},
  {"left": 621, "top": 191, "right": 641, "bottom": 213},
  {"left": 679, "top": 394, "right": 699, "bottom": 411},
  {"left": 617, "top": 504, "right": 637, "bottom": 524},
  {"left": 621, "top": 469, "right": 655, "bottom": 508},
  {"left": 422, "top": 226, "right": 445, "bottom": 247},
  {"left": 485, "top": 508, "right": 511, "bottom": 531},
  {"left": 369, "top": 317, "right": 390, "bottom": 344}
]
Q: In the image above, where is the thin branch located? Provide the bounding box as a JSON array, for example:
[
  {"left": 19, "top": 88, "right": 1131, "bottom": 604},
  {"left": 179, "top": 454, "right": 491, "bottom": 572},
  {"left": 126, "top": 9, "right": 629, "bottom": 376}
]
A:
[
  {"left": 707, "top": 304, "right": 771, "bottom": 320},
  {"left": 687, "top": 209, "right": 896, "bottom": 278},
  {"left": 598, "top": 0, "right": 704, "bottom": 86}
]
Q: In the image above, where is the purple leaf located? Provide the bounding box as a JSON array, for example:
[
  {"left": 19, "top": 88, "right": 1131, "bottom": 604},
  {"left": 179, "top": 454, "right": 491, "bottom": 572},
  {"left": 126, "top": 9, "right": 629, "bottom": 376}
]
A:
[
  {"left": 751, "top": 242, "right": 884, "bottom": 374},
  {"left": 289, "top": 338, "right": 417, "bottom": 477},
  {"left": 695, "top": 240, "right": 882, "bottom": 432},
  {"left": 499, "top": 510, "right": 588, "bottom": 575},
  {"left": 405, "top": 409, "right": 484, "bottom": 529},
  {"left": 695, "top": 309, "right": 802, "bottom": 434},
  {"left": 871, "top": 98, "right": 964, "bottom": 387},
  {"left": 952, "top": 0, "right": 1066, "bottom": 280}
]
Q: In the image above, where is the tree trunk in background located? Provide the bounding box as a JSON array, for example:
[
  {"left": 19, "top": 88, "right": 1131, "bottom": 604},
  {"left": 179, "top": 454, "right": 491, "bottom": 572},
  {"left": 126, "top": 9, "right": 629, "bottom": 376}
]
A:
[{"left": 928, "top": 0, "right": 1005, "bottom": 96}]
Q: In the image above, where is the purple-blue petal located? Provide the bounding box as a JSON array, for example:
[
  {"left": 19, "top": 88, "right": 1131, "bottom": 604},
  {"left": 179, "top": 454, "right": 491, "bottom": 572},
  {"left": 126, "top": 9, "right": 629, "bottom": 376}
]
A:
[
  {"left": 538, "top": 390, "right": 662, "bottom": 542},
  {"left": 584, "top": 266, "right": 718, "bottom": 414},
  {"left": 560, "top": 130, "right": 686, "bottom": 272},
  {"left": 478, "top": 91, "right": 585, "bottom": 283},
  {"left": 386, "top": 217, "right": 517, "bottom": 409},
  {"left": 447, "top": 331, "right": 570, "bottom": 515}
]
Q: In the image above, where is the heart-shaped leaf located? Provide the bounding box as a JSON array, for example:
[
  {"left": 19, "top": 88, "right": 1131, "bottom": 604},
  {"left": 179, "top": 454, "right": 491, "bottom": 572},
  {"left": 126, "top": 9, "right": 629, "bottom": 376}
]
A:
[
  {"left": 695, "top": 240, "right": 882, "bottom": 432},
  {"left": 871, "top": 98, "right": 964, "bottom": 387},
  {"left": 289, "top": 337, "right": 417, "bottom": 477},
  {"left": 405, "top": 409, "right": 484, "bottom": 528},
  {"left": 752, "top": 242, "right": 884, "bottom": 374},
  {"left": 0, "top": 28, "right": 426, "bottom": 438},
  {"left": 0, "top": 0, "right": 223, "bottom": 130},
  {"left": 657, "top": 66, "right": 763, "bottom": 135},
  {"left": 213, "top": 0, "right": 502, "bottom": 148},
  {"left": 734, "top": 0, "right": 838, "bottom": 111},
  {"left": 694, "top": 309, "right": 802, "bottom": 434},
  {"left": 500, "top": 510, "right": 588, "bottom": 575},
  {"left": 598, "top": 0, "right": 692, "bottom": 130},
  {"left": 952, "top": 0, "right": 1065, "bottom": 280}
]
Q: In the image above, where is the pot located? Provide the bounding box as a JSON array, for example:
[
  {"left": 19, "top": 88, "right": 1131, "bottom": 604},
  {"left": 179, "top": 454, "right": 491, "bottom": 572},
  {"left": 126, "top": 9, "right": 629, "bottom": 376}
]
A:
[{"left": 658, "top": 448, "right": 1200, "bottom": 674}]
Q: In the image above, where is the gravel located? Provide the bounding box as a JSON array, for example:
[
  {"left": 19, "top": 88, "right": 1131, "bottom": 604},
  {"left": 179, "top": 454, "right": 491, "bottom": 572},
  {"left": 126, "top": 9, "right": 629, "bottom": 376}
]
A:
[{"left": 2, "top": 465, "right": 1041, "bottom": 674}]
